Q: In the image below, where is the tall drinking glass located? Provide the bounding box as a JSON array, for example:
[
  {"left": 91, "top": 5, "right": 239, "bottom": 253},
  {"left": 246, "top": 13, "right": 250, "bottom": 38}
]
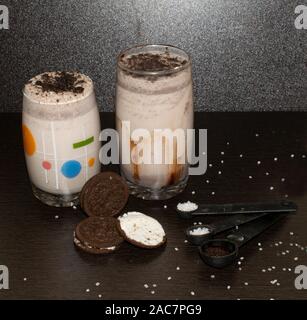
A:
[
  {"left": 116, "top": 45, "right": 194, "bottom": 200},
  {"left": 22, "top": 71, "right": 101, "bottom": 207}
]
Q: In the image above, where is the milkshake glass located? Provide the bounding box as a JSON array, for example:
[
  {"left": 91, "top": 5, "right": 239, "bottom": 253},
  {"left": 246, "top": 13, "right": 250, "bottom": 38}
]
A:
[
  {"left": 22, "top": 71, "right": 101, "bottom": 207},
  {"left": 116, "top": 45, "right": 193, "bottom": 200}
]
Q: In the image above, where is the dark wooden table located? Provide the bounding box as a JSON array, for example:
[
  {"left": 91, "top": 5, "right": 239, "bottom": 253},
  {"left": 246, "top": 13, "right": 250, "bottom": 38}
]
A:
[{"left": 0, "top": 112, "right": 306, "bottom": 300}]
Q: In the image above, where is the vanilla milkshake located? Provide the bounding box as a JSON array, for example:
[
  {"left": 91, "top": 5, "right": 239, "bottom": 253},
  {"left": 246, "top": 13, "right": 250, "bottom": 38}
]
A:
[
  {"left": 116, "top": 45, "right": 193, "bottom": 200},
  {"left": 22, "top": 71, "right": 101, "bottom": 206}
]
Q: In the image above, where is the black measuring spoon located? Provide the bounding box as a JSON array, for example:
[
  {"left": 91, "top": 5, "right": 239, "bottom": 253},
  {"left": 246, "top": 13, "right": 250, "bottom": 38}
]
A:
[
  {"left": 186, "top": 211, "right": 269, "bottom": 245},
  {"left": 198, "top": 212, "right": 288, "bottom": 268},
  {"left": 177, "top": 200, "right": 297, "bottom": 219}
]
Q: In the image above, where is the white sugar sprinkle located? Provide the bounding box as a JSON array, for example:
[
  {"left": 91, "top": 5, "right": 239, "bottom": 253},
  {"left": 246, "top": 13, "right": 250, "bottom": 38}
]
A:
[
  {"left": 221, "top": 151, "right": 225, "bottom": 155},
  {"left": 177, "top": 201, "right": 198, "bottom": 212},
  {"left": 191, "top": 191, "right": 196, "bottom": 195},
  {"left": 239, "top": 154, "right": 243, "bottom": 158},
  {"left": 270, "top": 280, "right": 278, "bottom": 285},
  {"left": 258, "top": 242, "right": 262, "bottom": 246},
  {"left": 294, "top": 257, "right": 298, "bottom": 261},
  {"left": 163, "top": 205, "right": 167, "bottom": 209},
  {"left": 54, "top": 215, "right": 59, "bottom": 219},
  {"left": 167, "top": 276, "right": 172, "bottom": 280},
  {"left": 211, "top": 191, "right": 215, "bottom": 195},
  {"left": 86, "top": 289, "right": 90, "bottom": 293},
  {"left": 206, "top": 180, "right": 210, "bottom": 183},
  {"left": 23, "top": 277, "right": 27, "bottom": 281},
  {"left": 281, "top": 178, "right": 285, "bottom": 182},
  {"left": 265, "top": 172, "right": 270, "bottom": 176},
  {"left": 259, "top": 247, "right": 263, "bottom": 251},
  {"left": 190, "top": 291, "right": 195, "bottom": 296},
  {"left": 151, "top": 290, "right": 155, "bottom": 294},
  {"left": 98, "top": 294, "right": 102, "bottom": 298},
  {"left": 176, "top": 266, "right": 180, "bottom": 271},
  {"left": 210, "top": 275, "right": 215, "bottom": 279},
  {"left": 218, "top": 171, "right": 222, "bottom": 175},
  {"left": 257, "top": 161, "right": 261, "bottom": 165},
  {"left": 95, "top": 282, "right": 100, "bottom": 287},
  {"left": 269, "top": 186, "right": 274, "bottom": 191},
  {"left": 289, "top": 232, "right": 294, "bottom": 235},
  {"left": 290, "top": 154, "right": 295, "bottom": 158},
  {"left": 144, "top": 284, "right": 149, "bottom": 288},
  {"left": 174, "top": 247, "right": 179, "bottom": 251},
  {"left": 274, "top": 157, "right": 278, "bottom": 161},
  {"left": 244, "top": 282, "right": 249, "bottom": 286},
  {"left": 221, "top": 160, "right": 224, "bottom": 164},
  {"left": 262, "top": 269, "right": 266, "bottom": 272},
  {"left": 153, "top": 284, "right": 157, "bottom": 287},
  {"left": 249, "top": 175, "right": 253, "bottom": 179},
  {"left": 227, "top": 285, "right": 231, "bottom": 290},
  {"left": 72, "top": 206, "right": 77, "bottom": 210}
]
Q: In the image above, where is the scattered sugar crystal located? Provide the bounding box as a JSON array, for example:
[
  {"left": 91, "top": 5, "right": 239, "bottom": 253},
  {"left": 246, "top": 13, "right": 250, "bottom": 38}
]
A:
[
  {"left": 258, "top": 243, "right": 262, "bottom": 246},
  {"left": 284, "top": 194, "right": 289, "bottom": 198},
  {"left": 221, "top": 151, "right": 225, "bottom": 155},
  {"left": 257, "top": 161, "right": 261, "bottom": 165},
  {"left": 262, "top": 269, "right": 266, "bottom": 272},
  {"left": 269, "top": 186, "right": 274, "bottom": 191},
  {"left": 244, "top": 282, "right": 249, "bottom": 286},
  {"left": 294, "top": 257, "right": 298, "bottom": 261},
  {"left": 152, "top": 284, "right": 157, "bottom": 288},
  {"left": 218, "top": 171, "right": 222, "bottom": 175},
  {"left": 206, "top": 180, "right": 210, "bottom": 183},
  {"left": 282, "top": 268, "right": 286, "bottom": 271},
  {"left": 23, "top": 277, "right": 27, "bottom": 281},
  {"left": 227, "top": 285, "right": 231, "bottom": 290},
  {"left": 211, "top": 191, "right": 215, "bottom": 195},
  {"left": 290, "top": 232, "right": 294, "bottom": 236},
  {"left": 177, "top": 201, "right": 198, "bottom": 212},
  {"left": 270, "top": 280, "right": 278, "bottom": 285},
  {"left": 73, "top": 206, "right": 77, "bottom": 210},
  {"left": 210, "top": 275, "right": 215, "bottom": 279},
  {"left": 176, "top": 266, "right": 180, "bottom": 271},
  {"left": 209, "top": 163, "right": 213, "bottom": 167},
  {"left": 249, "top": 176, "right": 253, "bottom": 179},
  {"left": 221, "top": 160, "right": 224, "bottom": 164},
  {"left": 174, "top": 247, "right": 179, "bottom": 251},
  {"left": 191, "top": 191, "right": 196, "bottom": 195},
  {"left": 151, "top": 291, "right": 155, "bottom": 295},
  {"left": 281, "top": 178, "right": 285, "bottom": 182},
  {"left": 163, "top": 205, "right": 167, "bottom": 209},
  {"left": 167, "top": 277, "right": 172, "bottom": 280},
  {"left": 144, "top": 284, "right": 149, "bottom": 288},
  {"left": 189, "top": 227, "right": 210, "bottom": 236},
  {"left": 239, "top": 154, "right": 243, "bottom": 158},
  {"left": 265, "top": 172, "right": 270, "bottom": 176},
  {"left": 95, "top": 282, "right": 100, "bottom": 287},
  {"left": 86, "top": 289, "right": 90, "bottom": 293},
  {"left": 98, "top": 294, "right": 102, "bottom": 298},
  {"left": 259, "top": 247, "right": 263, "bottom": 251},
  {"left": 274, "top": 157, "right": 278, "bottom": 161},
  {"left": 190, "top": 291, "right": 195, "bottom": 296},
  {"left": 240, "top": 257, "right": 244, "bottom": 261},
  {"left": 54, "top": 215, "right": 59, "bottom": 219},
  {"left": 290, "top": 154, "right": 295, "bottom": 158}
]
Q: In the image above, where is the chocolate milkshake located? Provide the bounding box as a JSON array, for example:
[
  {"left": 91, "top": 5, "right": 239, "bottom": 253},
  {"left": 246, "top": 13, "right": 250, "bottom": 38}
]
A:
[
  {"left": 22, "top": 71, "right": 101, "bottom": 207},
  {"left": 116, "top": 45, "right": 193, "bottom": 200}
]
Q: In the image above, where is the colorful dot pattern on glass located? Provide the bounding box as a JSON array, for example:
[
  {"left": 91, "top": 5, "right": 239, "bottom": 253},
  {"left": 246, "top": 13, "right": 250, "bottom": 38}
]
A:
[
  {"left": 22, "top": 125, "right": 36, "bottom": 156},
  {"left": 42, "top": 161, "right": 52, "bottom": 170},
  {"left": 73, "top": 136, "right": 94, "bottom": 149},
  {"left": 61, "top": 160, "right": 82, "bottom": 179},
  {"left": 88, "top": 158, "right": 95, "bottom": 167}
]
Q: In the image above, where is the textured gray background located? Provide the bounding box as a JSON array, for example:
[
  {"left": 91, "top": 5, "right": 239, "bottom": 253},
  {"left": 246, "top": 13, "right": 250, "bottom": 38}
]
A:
[{"left": 0, "top": 0, "right": 306, "bottom": 112}]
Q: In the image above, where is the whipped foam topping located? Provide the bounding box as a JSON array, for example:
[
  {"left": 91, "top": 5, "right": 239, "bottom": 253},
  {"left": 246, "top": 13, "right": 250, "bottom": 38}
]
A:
[{"left": 24, "top": 71, "right": 93, "bottom": 104}]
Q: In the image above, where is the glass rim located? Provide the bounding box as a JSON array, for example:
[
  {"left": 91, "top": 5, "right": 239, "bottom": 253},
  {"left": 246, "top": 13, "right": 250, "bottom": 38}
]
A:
[{"left": 117, "top": 44, "right": 191, "bottom": 76}]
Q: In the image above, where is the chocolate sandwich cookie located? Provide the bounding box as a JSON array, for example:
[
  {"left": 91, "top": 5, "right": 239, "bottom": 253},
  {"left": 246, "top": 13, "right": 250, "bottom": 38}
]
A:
[
  {"left": 74, "top": 216, "right": 124, "bottom": 254},
  {"left": 117, "top": 212, "right": 167, "bottom": 249},
  {"left": 82, "top": 171, "right": 129, "bottom": 217}
]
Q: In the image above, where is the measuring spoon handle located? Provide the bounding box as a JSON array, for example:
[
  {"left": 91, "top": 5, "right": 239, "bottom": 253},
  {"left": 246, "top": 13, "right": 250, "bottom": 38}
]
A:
[{"left": 193, "top": 200, "right": 297, "bottom": 216}]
